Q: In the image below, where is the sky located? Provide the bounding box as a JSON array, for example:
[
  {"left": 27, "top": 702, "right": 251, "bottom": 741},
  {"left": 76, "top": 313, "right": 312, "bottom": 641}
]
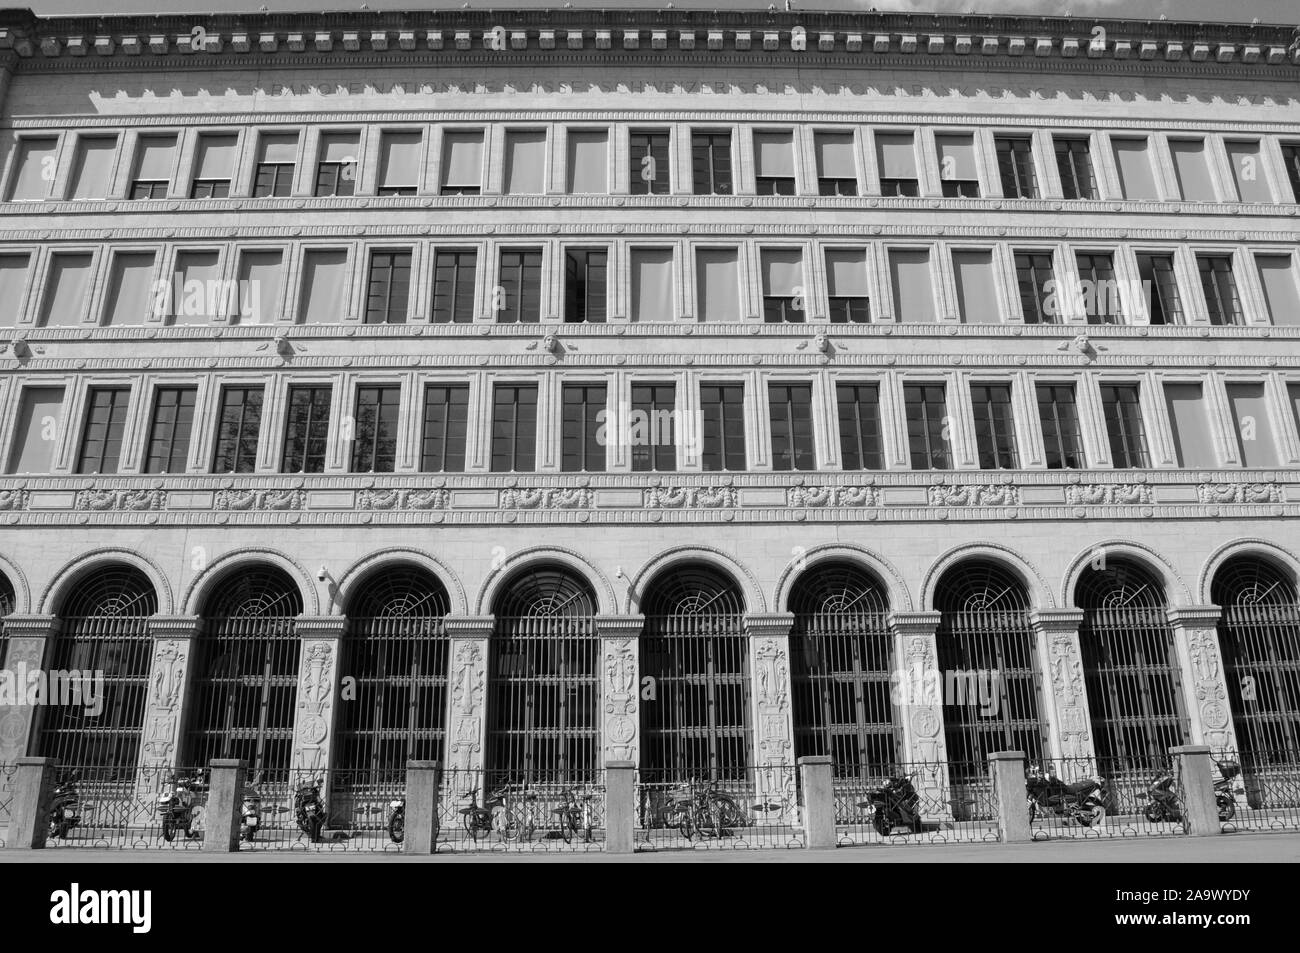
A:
[{"left": 21, "top": 1, "right": 1300, "bottom": 27}]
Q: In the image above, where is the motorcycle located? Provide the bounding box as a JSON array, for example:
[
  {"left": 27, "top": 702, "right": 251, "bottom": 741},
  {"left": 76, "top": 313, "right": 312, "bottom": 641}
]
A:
[
  {"left": 294, "top": 776, "right": 326, "bottom": 842},
  {"left": 1214, "top": 761, "right": 1240, "bottom": 821},
  {"left": 1145, "top": 761, "right": 1237, "bottom": 824},
  {"left": 388, "top": 797, "right": 405, "bottom": 844},
  {"left": 46, "top": 773, "right": 82, "bottom": 840},
  {"left": 1026, "top": 765, "right": 1108, "bottom": 827},
  {"left": 157, "top": 772, "right": 207, "bottom": 842},
  {"left": 859, "top": 773, "right": 924, "bottom": 837},
  {"left": 240, "top": 774, "right": 264, "bottom": 842}
]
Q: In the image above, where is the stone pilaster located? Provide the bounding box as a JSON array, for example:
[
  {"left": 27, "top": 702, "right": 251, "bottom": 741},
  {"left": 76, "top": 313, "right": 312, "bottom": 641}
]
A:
[
  {"left": 1030, "top": 608, "right": 1098, "bottom": 770},
  {"left": 443, "top": 615, "right": 492, "bottom": 797},
  {"left": 131, "top": 616, "right": 201, "bottom": 820},
  {"left": 888, "top": 611, "right": 951, "bottom": 818},
  {"left": 744, "top": 613, "right": 796, "bottom": 819},
  {"left": 1167, "top": 606, "right": 1239, "bottom": 755},
  {"left": 0, "top": 616, "right": 59, "bottom": 765},
  {"left": 289, "top": 616, "right": 346, "bottom": 778},
  {"left": 595, "top": 615, "right": 643, "bottom": 765}
]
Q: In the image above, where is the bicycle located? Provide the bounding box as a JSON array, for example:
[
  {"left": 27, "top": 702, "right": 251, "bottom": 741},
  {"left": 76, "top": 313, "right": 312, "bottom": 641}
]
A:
[
  {"left": 553, "top": 787, "right": 595, "bottom": 844},
  {"left": 459, "top": 785, "right": 538, "bottom": 842},
  {"left": 662, "top": 778, "right": 747, "bottom": 840}
]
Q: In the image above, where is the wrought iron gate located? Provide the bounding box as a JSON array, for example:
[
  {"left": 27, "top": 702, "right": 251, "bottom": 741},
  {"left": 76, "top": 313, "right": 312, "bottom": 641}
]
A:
[
  {"left": 486, "top": 566, "right": 599, "bottom": 783},
  {"left": 935, "top": 561, "right": 1048, "bottom": 777},
  {"left": 640, "top": 564, "right": 751, "bottom": 782},
  {"left": 1078, "top": 560, "right": 1187, "bottom": 772},
  {"left": 183, "top": 567, "right": 302, "bottom": 782},
  {"left": 1214, "top": 558, "right": 1300, "bottom": 757},
  {"left": 789, "top": 562, "right": 898, "bottom": 778},
  {"left": 34, "top": 566, "right": 156, "bottom": 774}
]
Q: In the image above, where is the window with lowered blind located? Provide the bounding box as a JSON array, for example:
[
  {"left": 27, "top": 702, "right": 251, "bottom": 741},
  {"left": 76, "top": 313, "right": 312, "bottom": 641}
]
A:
[
  {"left": 836, "top": 383, "right": 883, "bottom": 470},
  {"left": 1169, "top": 139, "right": 1216, "bottom": 202},
  {"left": 351, "top": 385, "right": 401, "bottom": 473},
  {"left": 39, "top": 253, "right": 93, "bottom": 328},
  {"left": 1076, "top": 252, "right": 1122, "bottom": 324},
  {"left": 190, "top": 133, "right": 237, "bottom": 198},
  {"left": 1198, "top": 255, "right": 1244, "bottom": 326},
  {"left": 814, "top": 131, "right": 856, "bottom": 195},
  {"left": 631, "top": 382, "right": 676, "bottom": 472},
  {"left": 1137, "top": 253, "right": 1184, "bottom": 325},
  {"left": 564, "top": 248, "right": 607, "bottom": 323},
  {"left": 761, "top": 249, "right": 804, "bottom": 323},
  {"left": 8, "top": 387, "right": 63, "bottom": 474},
  {"left": 753, "top": 130, "right": 796, "bottom": 195},
  {"left": 769, "top": 383, "right": 815, "bottom": 471},
  {"left": 504, "top": 130, "right": 547, "bottom": 194},
  {"left": 876, "top": 133, "right": 918, "bottom": 196},
  {"left": 1101, "top": 384, "right": 1149, "bottom": 468},
  {"left": 299, "top": 249, "right": 348, "bottom": 324},
  {"left": 696, "top": 248, "right": 741, "bottom": 322},
  {"left": 365, "top": 250, "right": 412, "bottom": 324},
  {"left": 144, "top": 387, "right": 196, "bottom": 474},
  {"left": 170, "top": 250, "right": 221, "bottom": 324},
  {"left": 995, "top": 136, "right": 1038, "bottom": 199},
  {"left": 8, "top": 137, "right": 57, "bottom": 201},
  {"left": 971, "top": 383, "right": 1019, "bottom": 469},
  {"left": 1164, "top": 383, "right": 1217, "bottom": 468},
  {"left": 211, "top": 386, "right": 263, "bottom": 474},
  {"left": 889, "top": 249, "right": 936, "bottom": 322},
  {"left": 700, "top": 383, "right": 746, "bottom": 471},
  {"left": 281, "top": 386, "right": 332, "bottom": 473},
  {"left": 1280, "top": 143, "right": 1300, "bottom": 202},
  {"left": 630, "top": 248, "right": 673, "bottom": 322},
  {"left": 69, "top": 136, "right": 117, "bottom": 200},
  {"left": 561, "top": 383, "right": 607, "bottom": 472},
  {"left": 130, "top": 135, "right": 177, "bottom": 199},
  {"left": 377, "top": 131, "right": 422, "bottom": 196},
  {"left": 825, "top": 248, "right": 870, "bottom": 323},
  {"left": 1256, "top": 254, "right": 1300, "bottom": 326},
  {"left": 691, "top": 132, "right": 733, "bottom": 195},
  {"left": 1054, "top": 136, "right": 1097, "bottom": 200},
  {"left": 421, "top": 384, "right": 469, "bottom": 472},
  {"left": 253, "top": 133, "right": 298, "bottom": 197},
  {"left": 952, "top": 250, "right": 1000, "bottom": 324},
  {"left": 77, "top": 387, "right": 131, "bottom": 475},
  {"left": 491, "top": 384, "right": 538, "bottom": 472},
  {"left": 937, "top": 134, "right": 979, "bottom": 198},
  {"left": 497, "top": 248, "right": 543, "bottom": 323},
  {"left": 1224, "top": 141, "right": 1271, "bottom": 203},
  {"left": 630, "top": 131, "right": 670, "bottom": 195},
  {"left": 1015, "top": 252, "right": 1056, "bottom": 324},
  {"left": 1036, "top": 384, "right": 1085, "bottom": 469},
  {"left": 441, "top": 130, "right": 484, "bottom": 195},
  {"left": 904, "top": 383, "right": 950, "bottom": 470},
  {"left": 432, "top": 250, "right": 476, "bottom": 324},
  {"left": 0, "top": 254, "right": 30, "bottom": 326},
  {"left": 315, "top": 132, "right": 359, "bottom": 197},
  {"left": 566, "top": 130, "right": 609, "bottom": 194},
  {"left": 1112, "top": 138, "right": 1159, "bottom": 200},
  {"left": 235, "top": 250, "right": 283, "bottom": 325},
  {"left": 103, "top": 252, "right": 156, "bottom": 326},
  {"left": 1225, "top": 383, "right": 1280, "bottom": 468}
]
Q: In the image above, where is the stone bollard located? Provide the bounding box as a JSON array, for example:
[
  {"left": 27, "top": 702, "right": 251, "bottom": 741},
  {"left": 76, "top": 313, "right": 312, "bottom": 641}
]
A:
[
  {"left": 989, "top": 750, "right": 1031, "bottom": 844},
  {"left": 1171, "top": 745, "right": 1220, "bottom": 837},
  {"left": 404, "top": 760, "right": 441, "bottom": 855},
  {"left": 5, "top": 757, "right": 58, "bottom": 850},
  {"left": 202, "top": 759, "right": 246, "bottom": 852},
  {"left": 604, "top": 761, "right": 636, "bottom": 855},
  {"left": 798, "top": 756, "right": 836, "bottom": 849}
]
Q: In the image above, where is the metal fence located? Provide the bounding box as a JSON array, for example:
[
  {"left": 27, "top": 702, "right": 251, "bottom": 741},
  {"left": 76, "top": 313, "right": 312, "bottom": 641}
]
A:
[
  {"left": 40, "top": 764, "right": 211, "bottom": 850},
  {"left": 635, "top": 765, "right": 804, "bottom": 850},
  {"left": 0, "top": 762, "right": 14, "bottom": 847},
  {"left": 834, "top": 761, "right": 999, "bottom": 846},
  {"left": 433, "top": 767, "right": 606, "bottom": 853},
  {"left": 1026, "top": 756, "right": 1189, "bottom": 840},
  {"left": 1217, "top": 750, "right": 1300, "bottom": 834}
]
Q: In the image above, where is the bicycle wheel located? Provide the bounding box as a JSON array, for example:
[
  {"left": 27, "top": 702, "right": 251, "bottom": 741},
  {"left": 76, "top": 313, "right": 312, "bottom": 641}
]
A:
[
  {"left": 712, "top": 793, "right": 747, "bottom": 830},
  {"left": 694, "top": 802, "right": 722, "bottom": 838},
  {"left": 558, "top": 809, "right": 574, "bottom": 844}
]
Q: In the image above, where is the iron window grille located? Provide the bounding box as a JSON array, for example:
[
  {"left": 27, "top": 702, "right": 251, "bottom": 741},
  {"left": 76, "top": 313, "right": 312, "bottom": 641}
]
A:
[
  {"left": 144, "top": 386, "right": 196, "bottom": 474},
  {"left": 211, "top": 386, "right": 263, "bottom": 474},
  {"left": 281, "top": 385, "right": 332, "bottom": 474}
]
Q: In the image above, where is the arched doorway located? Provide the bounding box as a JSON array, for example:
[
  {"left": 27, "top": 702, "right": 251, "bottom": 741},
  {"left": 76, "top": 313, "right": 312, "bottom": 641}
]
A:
[
  {"left": 640, "top": 563, "right": 750, "bottom": 782},
  {"left": 934, "top": 561, "right": 1048, "bottom": 778},
  {"left": 183, "top": 566, "right": 303, "bottom": 781},
  {"left": 789, "top": 561, "right": 897, "bottom": 778},
  {"left": 35, "top": 565, "right": 157, "bottom": 774},
  {"left": 486, "top": 565, "right": 599, "bottom": 784},
  {"left": 1077, "top": 558, "right": 1187, "bottom": 772}
]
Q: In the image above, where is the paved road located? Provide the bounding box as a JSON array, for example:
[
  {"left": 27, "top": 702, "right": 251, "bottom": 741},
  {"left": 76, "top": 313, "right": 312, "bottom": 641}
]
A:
[{"left": 3, "top": 831, "right": 1296, "bottom": 862}]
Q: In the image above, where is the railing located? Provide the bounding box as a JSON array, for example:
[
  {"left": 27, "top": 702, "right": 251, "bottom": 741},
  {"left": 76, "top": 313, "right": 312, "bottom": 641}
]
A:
[
  {"left": 434, "top": 767, "right": 606, "bottom": 853},
  {"left": 833, "top": 761, "right": 999, "bottom": 846},
  {"left": 238, "top": 768, "right": 403, "bottom": 852},
  {"left": 634, "top": 765, "right": 804, "bottom": 850},
  {"left": 41, "top": 764, "right": 210, "bottom": 850},
  {"left": 0, "top": 762, "right": 15, "bottom": 847},
  {"left": 1217, "top": 750, "right": 1300, "bottom": 834},
  {"left": 1026, "top": 756, "right": 1189, "bottom": 840}
]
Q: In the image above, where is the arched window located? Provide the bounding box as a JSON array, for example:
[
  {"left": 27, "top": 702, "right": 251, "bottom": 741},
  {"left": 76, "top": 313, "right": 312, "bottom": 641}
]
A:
[
  {"left": 36, "top": 565, "right": 157, "bottom": 774},
  {"left": 336, "top": 566, "right": 452, "bottom": 778},
  {"left": 184, "top": 566, "right": 303, "bottom": 781},
  {"left": 935, "top": 561, "right": 1048, "bottom": 777},
  {"left": 789, "top": 562, "right": 896, "bottom": 778},
  {"left": 486, "top": 565, "right": 599, "bottom": 783},
  {"left": 1077, "top": 559, "right": 1187, "bottom": 772},
  {"left": 1213, "top": 557, "right": 1300, "bottom": 758},
  {"left": 640, "top": 563, "right": 750, "bottom": 782}
]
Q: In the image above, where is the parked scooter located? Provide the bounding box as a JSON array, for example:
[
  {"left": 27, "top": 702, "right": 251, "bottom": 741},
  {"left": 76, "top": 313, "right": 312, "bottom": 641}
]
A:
[
  {"left": 1145, "top": 761, "right": 1237, "bottom": 824},
  {"left": 157, "top": 772, "right": 207, "bottom": 842},
  {"left": 388, "top": 797, "right": 404, "bottom": 844},
  {"left": 1026, "top": 765, "right": 1108, "bottom": 826},
  {"left": 860, "top": 773, "right": 924, "bottom": 836},
  {"left": 294, "top": 776, "right": 326, "bottom": 841},
  {"left": 46, "top": 773, "right": 82, "bottom": 840},
  {"left": 240, "top": 773, "right": 264, "bottom": 842}
]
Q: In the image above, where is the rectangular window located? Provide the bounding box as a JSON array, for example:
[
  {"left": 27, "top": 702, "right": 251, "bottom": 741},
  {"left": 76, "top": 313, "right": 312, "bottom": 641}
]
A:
[
  {"left": 1169, "top": 139, "right": 1216, "bottom": 202},
  {"left": 299, "top": 249, "right": 348, "bottom": 324},
  {"left": 691, "top": 132, "right": 733, "bottom": 195},
  {"left": 1225, "top": 141, "right": 1271, "bottom": 204},
  {"left": 630, "top": 248, "right": 673, "bottom": 322},
  {"left": 1076, "top": 252, "right": 1122, "bottom": 324},
  {"left": 504, "top": 130, "right": 547, "bottom": 194},
  {"left": 904, "top": 383, "right": 950, "bottom": 470},
  {"left": 69, "top": 136, "right": 117, "bottom": 200},
  {"left": 441, "top": 130, "right": 483, "bottom": 195},
  {"left": 1054, "top": 136, "right": 1097, "bottom": 200},
  {"left": 8, "top": 137, "right": 58, "bottom": 201},
  {"left": 281, "top": 386, "right": 332, "bottom": 473},
  {"left": 1112, "top": 138, "right": 1159, "bottom": 200},
  {"left": 561, "top": 383, "right": 607, "bottom": 472},
  {"left": 937, "top": 134, "right": 980, "bottom": 198},
  {"left": 836, "top": 383, "right": 883, "bottom": 470},
  {"left": 235, "top": 250, "right": 283, "bottom": 325},
  {"left": 753, "top": 131, "right": 796, "bottom": 195},
  {"left": 1101, "top": 384, "right": 1149, "bottom": 469},
  {"left": 497, "top": 248, "right": 543, "bottom": 323},
  {"left": 1036, "top": 384, "right": 1085, "bottom": 469},
  {"left": 76, "top": 387, "right": 130, "bottom": 475},
  {"left": 365, "top": 250, "right": 412, "bottom": 324},
  {"left": 995, "top": 136, "right": 1038, "bottom": 199},
  {"left": 1137, "top": 254, "right": 1183, "bottom": 326},
  {"left": 170, "top": 250, "right": 221, "bottom": 324},
  {"left": 825, "top": 248, "right": 870, "bottom": 323},
  {"left": 566, "top": 130, "right": 609, "bottom": 194},
  {"left": 631, "top": 382, "right": 676, "bottom": 472},
  {"left": 564, "top": 248, "right": 608, "bottom": 323},
  {"left": 971, "top": 383, "right": 1019, "bottom": 469},
  {"left": 1016, "top": 252, "right": 1056, "bottom": 324},
  {"left": 0, "top": 254, "right": 30, "bottom": 326},
  {"left": 876, "top": 133, "right": 919, "bottom": 196},
  {"left": 490, "top": 384, "right": 538, "bottom": 472},
  {"left": 761, "top": 249, "right": 804, "bottom": 323},
  {"left": 8, "top": 387, "right": 63, "bottom": 474},
  {"left": 130, "top": 134, "right": 177, "bottom": 199},
  {"left": 420, "top": 384, "right": 469, "bottom": 473},
  {"left": 952, "top": 250, "right": 1000, "bottom": 324},
  {"left": 1164, "top": 383, "right": 1217, "bottom": 468},
  {"left": 814, "top": 131, "right": 856, "bottom": 196},
  {"left": 377, "top": 131, "right": 422, "bottom": 196},
  {"left": 103, "top": 252, "right": 155, "bottom": 326},
  {"left": 695, "top": 248, "right": 741, "bottom": 322},
  {"left": 211, "top": 386, "right": 263, "bottom": 473},
  {"left": 190, "top": 133, "right": 237, "bottom": 198},
  {"left": 1256, "top": 254, "right": 1300, "bottom": 326},
  {"left": 1225, "top": 383, "right": 1279, "bottom": 468},
  {"left": 1289, "top": 384, "right": 1300, "bottom": 447},
  {"left": 315, "top": 132, "right": 359, "bottom": 197},
  {"left": 889, "top": 249, "right": 936, "bottom": 323},
  {"left": 432, "top": 250, "right": 476, "bottom": 324},
  {"left": 700, "top": 383, "right": 746, "bottom": 471},
  {"left": 1280, "top": 143, "right": 1300, "bottom": 203},
  {"left": 629, "top": 131, "right": 670, "bottom": 195},
  {"left": 253, "top": 133, "right": 298, "bottom": 198},
  {"left": 39, "top": 253, "right": 93, "bottom": 328},
  {"left": 351, "top": 385, "right": 401, "bottom": 473},
  {"left": 768, "top": 383, "right": 815, "bottom": 471},
  {"left": 144, "top": 387, "right": 196, "bottom": 474},
  {"left": 1198, "top": 255, "right": 1243, "bottom": 326}
]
